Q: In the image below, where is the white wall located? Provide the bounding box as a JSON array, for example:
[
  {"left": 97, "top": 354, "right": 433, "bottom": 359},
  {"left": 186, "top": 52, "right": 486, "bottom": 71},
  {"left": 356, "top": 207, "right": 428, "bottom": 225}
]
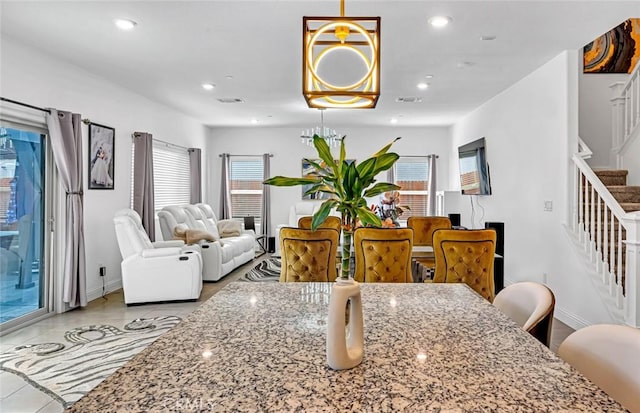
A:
[
  {"left": 206, "top": 126, "right": 452, "bottom": 235},
  {"left": 0, "top": 37, "right": 208, "bottom": 306},
  {"left": 578, "top": 50, "right": 629, "bottom": 169},
  {"left": 450, "top": 51, "right": 614, "bottom": 328}
]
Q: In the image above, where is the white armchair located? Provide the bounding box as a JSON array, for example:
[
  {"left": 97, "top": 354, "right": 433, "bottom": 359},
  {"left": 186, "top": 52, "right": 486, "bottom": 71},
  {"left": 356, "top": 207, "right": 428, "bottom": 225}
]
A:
[{"left": 113, "top": 209, "right": 202, "bottom": 305}]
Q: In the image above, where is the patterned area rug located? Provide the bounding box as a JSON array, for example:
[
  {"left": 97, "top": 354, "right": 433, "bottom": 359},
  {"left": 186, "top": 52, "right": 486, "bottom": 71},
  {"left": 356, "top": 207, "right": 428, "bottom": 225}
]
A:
[
  {"left": 240, "top": 257, "right": 281, "bottom": 282},
  {"left": 0, "top": 316, "right": 181, "bottom": 408}
]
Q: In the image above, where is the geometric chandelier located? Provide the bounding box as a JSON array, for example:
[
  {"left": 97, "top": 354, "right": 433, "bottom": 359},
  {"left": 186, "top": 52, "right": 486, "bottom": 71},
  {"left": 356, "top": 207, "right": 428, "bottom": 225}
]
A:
[{"left": 303, "top": 0, "right": 380, "bottom": 109}]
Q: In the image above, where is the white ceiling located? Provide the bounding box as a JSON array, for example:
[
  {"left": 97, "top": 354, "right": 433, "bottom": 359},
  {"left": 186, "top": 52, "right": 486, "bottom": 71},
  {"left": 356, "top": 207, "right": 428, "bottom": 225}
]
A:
[{"left": 1, "top": 1, "right": 638, "bottom": 128}]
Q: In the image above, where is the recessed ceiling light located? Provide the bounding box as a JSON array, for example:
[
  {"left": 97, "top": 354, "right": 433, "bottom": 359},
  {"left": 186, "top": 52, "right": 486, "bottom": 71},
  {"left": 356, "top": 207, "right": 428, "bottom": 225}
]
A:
[
  {"left": 480, "top": 35, "right": 497, "bottom": 41},
  {"left": 428, "top": 16, "right": 452, "bottom": 28},
  {"left": 114, "top": 19, "right": 137, "bottom": 31},
  {"left": 201, "top": 83, "right": 216, "bottom": 91},
  {"left": 417, "top": 82, "right": 429, "bottom": 90},
  {"left": 425, "top": 74, "right": 434, "bottom": 79},
  {"left": 250, "top": 119, "right": 259, "bottom": 124},
  {"left": 390, "top": 118, "right": 399, "bottom": 124}
]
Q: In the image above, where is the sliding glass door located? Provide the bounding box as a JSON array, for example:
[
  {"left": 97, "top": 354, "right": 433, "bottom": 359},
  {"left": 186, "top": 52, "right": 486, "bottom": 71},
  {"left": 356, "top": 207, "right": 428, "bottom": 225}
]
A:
[{"left": 0, "top": 125, "right": 49, "bottom": 329}]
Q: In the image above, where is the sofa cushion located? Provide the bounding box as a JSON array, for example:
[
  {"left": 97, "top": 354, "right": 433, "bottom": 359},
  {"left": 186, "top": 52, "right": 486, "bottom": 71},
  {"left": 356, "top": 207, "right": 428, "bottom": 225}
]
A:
[{"left": 185, "top": 205, "right": 221, "bottom": 240}]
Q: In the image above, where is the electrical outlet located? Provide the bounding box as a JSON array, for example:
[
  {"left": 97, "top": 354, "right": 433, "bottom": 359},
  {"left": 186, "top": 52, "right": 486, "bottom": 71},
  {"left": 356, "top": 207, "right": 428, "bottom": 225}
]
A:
[
  {"left": 543, "top": 200, "right": 553, "bottom": 212},
  {"left": 99, "top": 266, "right": 106, "bottom": 277}
]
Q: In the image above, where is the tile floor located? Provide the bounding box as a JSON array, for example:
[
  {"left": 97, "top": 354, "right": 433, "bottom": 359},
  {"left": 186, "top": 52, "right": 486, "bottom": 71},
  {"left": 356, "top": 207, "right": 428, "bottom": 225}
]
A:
[{"left": 0, "top": 257, "right": 575, "bottom": 413}]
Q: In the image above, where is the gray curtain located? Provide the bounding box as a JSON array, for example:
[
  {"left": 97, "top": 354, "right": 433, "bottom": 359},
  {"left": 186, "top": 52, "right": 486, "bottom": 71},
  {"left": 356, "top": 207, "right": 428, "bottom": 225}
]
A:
[
  {"left": 386, "top": 163, "right": 396, "bottom": 184},
  {"left": 188, "top": 148, "right": 202, "bottom": 204},
  {"left": 261, "top": 154, "right": 271, "bottom": 238},
  {"left": 219, "top": 153, "right": 232, "bottom": 219},
  {"left": 427, "top": 154, "right": 438, "bottom": 216},
  {"left": 45, "top": 109, "right": 87, "bottom": 308},
  {"left": 133, "top": 132, "right": 155, "bottom": 241}
]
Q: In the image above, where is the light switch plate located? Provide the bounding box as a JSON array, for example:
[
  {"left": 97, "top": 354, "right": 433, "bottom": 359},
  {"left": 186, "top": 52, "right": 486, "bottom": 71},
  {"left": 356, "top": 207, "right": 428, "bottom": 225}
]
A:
[{"left": 544, "top": 200, "right": 553, "bottom": 212}]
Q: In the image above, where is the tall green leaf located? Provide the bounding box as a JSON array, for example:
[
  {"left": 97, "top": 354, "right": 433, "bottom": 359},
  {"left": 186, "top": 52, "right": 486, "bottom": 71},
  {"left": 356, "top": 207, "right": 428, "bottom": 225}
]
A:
[
  {"left": 363, "top": 182, "right": 401, "bottom": 198},
  {"left": 263, "top": 176, "right": 319, "bottom": 186},
  {"left": 371, "top": 137, "right": 402, "bottom": 158},
  {"left": 311, "top": 199, "right": 339, "bottom": 230},
  {"left": 313, "top": 135, "right": 335, "bottom": 170},
  {"left": 372, "top": 153, "right": 400, "bottom": 175}
]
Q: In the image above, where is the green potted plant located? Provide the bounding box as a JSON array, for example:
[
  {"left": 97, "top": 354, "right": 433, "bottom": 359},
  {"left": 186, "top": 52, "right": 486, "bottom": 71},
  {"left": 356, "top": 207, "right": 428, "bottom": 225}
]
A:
[{"left": 264, "top": 134, "right": 402, "bottom": 279}]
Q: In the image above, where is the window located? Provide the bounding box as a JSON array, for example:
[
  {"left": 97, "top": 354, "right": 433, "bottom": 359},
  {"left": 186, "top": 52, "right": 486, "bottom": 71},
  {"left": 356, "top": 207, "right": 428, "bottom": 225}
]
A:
[
  {"left": 393, "top": 157, "right": 429, "bottom": 218},
  {"left": 130, "top": 141, "right": 191, "bottom": 211},
  {"left": 230, "top": 157, "right": 263, "bottom": 224}
]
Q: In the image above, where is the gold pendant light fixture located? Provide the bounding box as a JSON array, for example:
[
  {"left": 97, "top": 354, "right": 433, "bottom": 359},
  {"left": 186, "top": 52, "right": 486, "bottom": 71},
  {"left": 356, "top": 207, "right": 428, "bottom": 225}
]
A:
[{"left": 303, "top": 0, "right": 380, "bottom": 109}]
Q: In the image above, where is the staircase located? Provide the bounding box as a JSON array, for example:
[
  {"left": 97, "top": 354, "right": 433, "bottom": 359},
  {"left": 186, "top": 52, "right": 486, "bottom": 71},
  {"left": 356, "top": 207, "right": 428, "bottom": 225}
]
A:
[{"left": 570, "top": 139, "right": 640, "bottom": 327}]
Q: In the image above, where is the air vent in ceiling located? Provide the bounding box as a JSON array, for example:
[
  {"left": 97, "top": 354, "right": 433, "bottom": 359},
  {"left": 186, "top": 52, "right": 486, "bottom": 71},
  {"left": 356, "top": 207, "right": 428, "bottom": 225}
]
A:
[
  {"left": 217, "top": 98, "right": 245, "bottom": 103},
  {"left": 395, "top": 97, "right": 423, "bottom": 103}
]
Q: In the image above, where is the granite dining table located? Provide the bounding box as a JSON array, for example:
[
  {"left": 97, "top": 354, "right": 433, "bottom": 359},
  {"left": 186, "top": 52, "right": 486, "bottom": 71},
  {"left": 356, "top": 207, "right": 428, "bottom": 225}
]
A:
[{"left": 67, "top": 282, "right": 626, "bottom": 412}]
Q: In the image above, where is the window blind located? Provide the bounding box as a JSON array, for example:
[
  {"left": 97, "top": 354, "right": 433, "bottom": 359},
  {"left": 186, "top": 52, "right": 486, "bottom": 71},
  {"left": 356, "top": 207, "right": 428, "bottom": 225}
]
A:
[
  {"left": 152, "top": 142, "right": 191, "bottom": 211},
  {"left": 230, "top": 157, "right": 263, "bottom": 223},
  {"left": 130, "top": 141, "right": 192, "bottom": 211},
  {"left": 394, "top": 157, "right": 429, "bottom": 218}
]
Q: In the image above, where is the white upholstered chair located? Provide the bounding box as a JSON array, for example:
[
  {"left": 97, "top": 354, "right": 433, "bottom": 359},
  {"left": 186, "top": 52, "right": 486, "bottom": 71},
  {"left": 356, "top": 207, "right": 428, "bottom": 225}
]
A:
[
  {"left": 557, "top": 324, "right": 640, "bottom": 412},
  {"left": 113, "top": 209, "right": 202, "bottom": 304},
  {"left": 492, "top": 281, "right": 555, "bottom": 347}
]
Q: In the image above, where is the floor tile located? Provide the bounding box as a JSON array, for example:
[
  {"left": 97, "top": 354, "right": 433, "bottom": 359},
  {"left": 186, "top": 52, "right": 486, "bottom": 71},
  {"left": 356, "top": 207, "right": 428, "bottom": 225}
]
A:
[
  {"left": 0, "top": 371, "right": 27, "bottom": 399},
  {"left": 36, "top": 400, "right": 64, "bottom": 413},
  {"left": 0, "top": 383, "right": 55, "bottom": 412}
]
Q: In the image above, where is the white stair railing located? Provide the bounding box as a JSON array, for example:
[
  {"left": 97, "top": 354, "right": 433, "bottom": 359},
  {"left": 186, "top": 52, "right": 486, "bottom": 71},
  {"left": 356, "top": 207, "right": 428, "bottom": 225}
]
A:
[
  {"left": 610, "top": 60, "right": 640, "bottom": 168},
  {"left": 572, "top": 137, "right": 640, "bottom": 327}
]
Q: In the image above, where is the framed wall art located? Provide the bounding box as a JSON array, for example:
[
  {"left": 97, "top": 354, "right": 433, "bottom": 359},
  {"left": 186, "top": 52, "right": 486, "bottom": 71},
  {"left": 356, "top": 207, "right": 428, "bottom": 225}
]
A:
[
  {"left": 583, "top": 18, "right": 640, "bottom": 74},
  {"left": 88, "top": 123, "right": 115, "bottom": 190}
]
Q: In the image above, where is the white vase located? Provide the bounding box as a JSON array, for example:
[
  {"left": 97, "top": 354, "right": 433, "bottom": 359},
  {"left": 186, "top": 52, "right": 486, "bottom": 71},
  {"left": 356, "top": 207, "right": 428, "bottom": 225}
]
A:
[{"left": 326, "top": 278, "right": 364, "bottom": 370}]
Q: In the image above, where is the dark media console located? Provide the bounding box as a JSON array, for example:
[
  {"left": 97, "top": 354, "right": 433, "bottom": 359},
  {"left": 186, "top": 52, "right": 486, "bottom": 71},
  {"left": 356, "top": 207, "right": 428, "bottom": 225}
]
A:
[{"left": 485, "top": 221, "right": 504, "bottom": 295}]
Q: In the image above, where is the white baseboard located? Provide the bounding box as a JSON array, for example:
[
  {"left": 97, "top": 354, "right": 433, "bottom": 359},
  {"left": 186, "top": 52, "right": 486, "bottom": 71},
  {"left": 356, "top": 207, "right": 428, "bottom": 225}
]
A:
[
  {"left": 554, "top": 306, "right": 591, "bottom": 330},
  {"left": 87, "top": 278, "right": 122, "bottom": 303}
]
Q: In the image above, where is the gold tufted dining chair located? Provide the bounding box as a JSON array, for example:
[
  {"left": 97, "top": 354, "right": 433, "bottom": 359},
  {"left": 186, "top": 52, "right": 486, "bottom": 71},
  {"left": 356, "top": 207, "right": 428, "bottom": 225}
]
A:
[
  {"left": 353, "top": 227, "right": 414, "bottom": 283},
  {"left": 432, "top": 229, "right": 496, "bottom": 301},
  {"left": 407, "top": 216, "right": 451, "bottom": 278},
  {"left": 279, "top": 227, "right": 339, "bottom": 282},
  {"left": 297, "top": 215, "right": 342, "bottom": 236}
]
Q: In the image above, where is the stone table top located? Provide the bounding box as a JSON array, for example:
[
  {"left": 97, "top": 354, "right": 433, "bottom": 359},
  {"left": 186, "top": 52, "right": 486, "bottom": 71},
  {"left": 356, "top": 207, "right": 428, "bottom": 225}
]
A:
[{"left": 67, "top": 282, "right": 626, "bottom": 412}]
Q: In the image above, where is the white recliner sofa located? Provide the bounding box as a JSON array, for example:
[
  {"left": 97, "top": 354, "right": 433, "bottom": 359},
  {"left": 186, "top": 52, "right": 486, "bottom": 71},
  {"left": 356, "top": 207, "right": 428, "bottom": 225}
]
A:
[
  {"left": 113, "top": 209, "right": 202, "bottom": 305},
  {"left": 274, "top": 201, "right": 341, "bottom": 256},
  {"left": 157, "top": 203, "right": 255, "bottom": 281}
]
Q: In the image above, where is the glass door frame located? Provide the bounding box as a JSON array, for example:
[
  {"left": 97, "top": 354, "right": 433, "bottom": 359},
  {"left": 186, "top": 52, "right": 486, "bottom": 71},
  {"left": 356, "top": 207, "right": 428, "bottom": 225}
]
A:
[{"left": 0, "top": 119, "right": 55, "bottom": 335}]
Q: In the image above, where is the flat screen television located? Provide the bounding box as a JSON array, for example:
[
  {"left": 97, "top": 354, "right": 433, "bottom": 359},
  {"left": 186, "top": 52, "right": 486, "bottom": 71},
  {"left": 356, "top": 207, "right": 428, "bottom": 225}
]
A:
[{"left": 458, "top": 137, "right": 491, "bottom": 195}]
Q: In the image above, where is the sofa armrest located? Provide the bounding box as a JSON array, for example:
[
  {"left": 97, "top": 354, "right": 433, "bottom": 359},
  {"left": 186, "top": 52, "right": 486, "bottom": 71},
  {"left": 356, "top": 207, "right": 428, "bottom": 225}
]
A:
[
  {"left": 153, "top": 240, "right": 185, "bottom": 248},
  {"left": 141, "top": 247, "right": 183, "bottom": 258}
]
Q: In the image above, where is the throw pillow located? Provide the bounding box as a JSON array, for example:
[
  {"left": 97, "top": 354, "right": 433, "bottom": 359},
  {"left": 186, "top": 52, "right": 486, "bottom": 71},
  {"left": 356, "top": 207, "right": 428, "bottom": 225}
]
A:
[
  {"left": 218, "top": 219, "right": 242, "bottom": 238},
  {"left": 174, "top": 225, "right": 218, "bottom": 244}
]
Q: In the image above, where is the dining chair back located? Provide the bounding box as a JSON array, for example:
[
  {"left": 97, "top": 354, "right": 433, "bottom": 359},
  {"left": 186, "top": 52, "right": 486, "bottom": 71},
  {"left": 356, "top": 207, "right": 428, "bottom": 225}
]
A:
[
  {"left": 493, "top": 282, "right": 555, "bottom": 346},
  {"left": 353, "top": 227, "right": 413, "bottom": 283},
  {"left": 279, "top": 227, "right": 339, "bottom": 282},
  {"left": 298, "top": 215, "right": 342, "bottom": 236},
  {"left": 407, "top": 216, "right": 452, "bottom": 246},
  {"left": 432, "top": 228, "right": 496, "bottom": 301},
  {"left": 407, "top": 216, "right": 452, "bottom": 279},
  {"left": 557, "top": 324, "right": 640, "bottom": 412}
]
